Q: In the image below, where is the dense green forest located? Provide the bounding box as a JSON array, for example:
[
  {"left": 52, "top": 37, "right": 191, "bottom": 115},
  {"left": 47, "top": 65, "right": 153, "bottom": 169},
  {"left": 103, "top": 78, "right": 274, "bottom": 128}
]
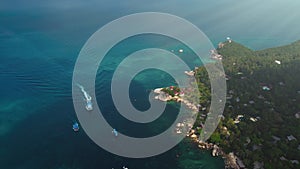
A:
[{"left": 194, "top": 40, "right": 300, "bottom": 169}]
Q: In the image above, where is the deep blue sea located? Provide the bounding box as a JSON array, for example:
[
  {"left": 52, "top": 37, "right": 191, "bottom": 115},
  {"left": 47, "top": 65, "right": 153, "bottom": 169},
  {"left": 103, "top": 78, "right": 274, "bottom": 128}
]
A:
[{"left": 1, "top": 0, "right": 300, "bottom": 169}]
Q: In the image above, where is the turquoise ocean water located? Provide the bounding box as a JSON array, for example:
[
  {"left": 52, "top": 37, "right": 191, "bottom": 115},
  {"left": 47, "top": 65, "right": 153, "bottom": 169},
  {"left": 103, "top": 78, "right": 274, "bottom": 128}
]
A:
[{"left": 1, "top": 0, "right": 300, "bottom": 168}]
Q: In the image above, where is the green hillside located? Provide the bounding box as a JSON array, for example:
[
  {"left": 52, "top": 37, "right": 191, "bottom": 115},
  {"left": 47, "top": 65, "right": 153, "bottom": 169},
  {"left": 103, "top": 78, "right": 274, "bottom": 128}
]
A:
[{"left": 194, "top": 40, "right": 300, "bottom": 169}]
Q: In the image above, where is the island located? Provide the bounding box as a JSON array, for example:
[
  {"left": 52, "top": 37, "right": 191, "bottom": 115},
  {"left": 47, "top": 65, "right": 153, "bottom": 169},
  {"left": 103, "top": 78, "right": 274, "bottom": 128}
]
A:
[{"left": 154, "top": 40, "right": 300, "bottom": 169}]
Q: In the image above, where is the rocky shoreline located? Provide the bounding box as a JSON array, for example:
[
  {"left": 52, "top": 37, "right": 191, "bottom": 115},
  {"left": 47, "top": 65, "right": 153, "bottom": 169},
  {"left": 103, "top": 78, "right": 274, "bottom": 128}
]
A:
[
  {"left": 188, "top": 133, "right": 243, "bottom": 169},
  {"left": 154, "top": 87, "right": 243, "bottom": 169},
  {"left": 153, "top": 87, "right": 198, "bottom": 111}
]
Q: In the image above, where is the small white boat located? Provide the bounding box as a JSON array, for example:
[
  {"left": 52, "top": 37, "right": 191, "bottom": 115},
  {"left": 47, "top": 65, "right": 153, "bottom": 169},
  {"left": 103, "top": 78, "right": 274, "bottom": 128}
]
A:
[
  {"left": 86, "top": 99, "right": 93, "bottom": 111},
  {"left": 112, "top": 129, "right": 118, "bottom": 137}
]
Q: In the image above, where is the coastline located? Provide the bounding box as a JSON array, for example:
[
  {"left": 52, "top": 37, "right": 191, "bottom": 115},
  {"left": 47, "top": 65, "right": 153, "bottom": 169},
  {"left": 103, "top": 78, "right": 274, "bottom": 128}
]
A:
[
  {"left": 154, "top": 86, "right": 243, "bottom": 169},
  {"left": 153, "top": 55, "right": 244, "bottom": 168},
  {"left": 153, "top": 87, "right": 198, "bottom": 111}
]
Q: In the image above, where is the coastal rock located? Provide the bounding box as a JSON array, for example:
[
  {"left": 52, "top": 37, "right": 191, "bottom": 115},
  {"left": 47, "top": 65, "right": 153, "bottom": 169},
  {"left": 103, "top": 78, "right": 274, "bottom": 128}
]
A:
[
  {"left": 184, "top": 70, "right": 195, "bottom": 76},
  {"left": 212, "top": 145, "right": 219, "bottom": 156},
  {"left": 153, "top": 87, "right": 199, "bottom": 111}
]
